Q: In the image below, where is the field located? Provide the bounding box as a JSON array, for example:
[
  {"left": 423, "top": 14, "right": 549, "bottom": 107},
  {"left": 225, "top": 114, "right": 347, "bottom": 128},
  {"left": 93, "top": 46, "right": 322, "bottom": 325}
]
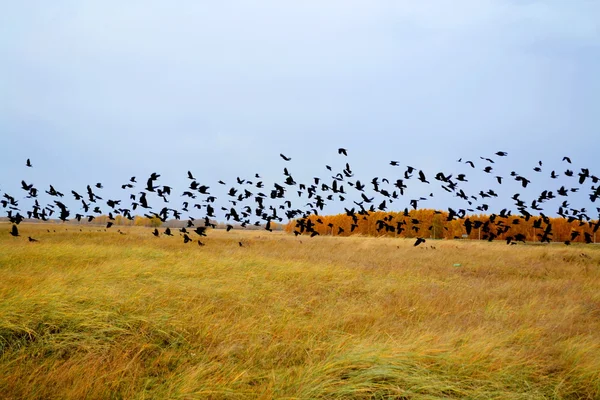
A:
[{"left": 1, "top": 223, "right": 600, "bottom": 399}]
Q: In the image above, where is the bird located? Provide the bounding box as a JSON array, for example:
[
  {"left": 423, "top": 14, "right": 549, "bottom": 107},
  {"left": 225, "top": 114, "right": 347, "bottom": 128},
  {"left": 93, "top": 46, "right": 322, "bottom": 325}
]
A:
[
  {"left": 338, "top": 148, "right": 348, "bottom": 156},
  {"left": 28, "top": 236, "right": 38, "bottom": 242},
  {"left": 563, "top": 156, "right": 572, "bottom": 164},
  {"left": 26, "top": 158, "right": 32, "bottom": 167},
  {"left": 10, "top": 225, "right": 19, "bottom": 237},
  {"left": 280, "top": 154, "right": 291, "bottom": 161},
  {"left": 414, "top": 237, "right": 426, "bottom": 247}
]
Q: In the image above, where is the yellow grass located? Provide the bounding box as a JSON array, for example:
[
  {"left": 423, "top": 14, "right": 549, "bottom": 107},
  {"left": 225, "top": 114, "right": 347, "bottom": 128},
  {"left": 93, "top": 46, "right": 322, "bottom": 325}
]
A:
[{"left": 1, "top": 223, "right": 600, "bottom": 399}]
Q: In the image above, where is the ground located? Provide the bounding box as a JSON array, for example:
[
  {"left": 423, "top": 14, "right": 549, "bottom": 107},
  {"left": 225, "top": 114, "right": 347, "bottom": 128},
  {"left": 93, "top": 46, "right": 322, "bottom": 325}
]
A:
[{"left": 1, "top": 223, "right": 599, "bottom": 399}]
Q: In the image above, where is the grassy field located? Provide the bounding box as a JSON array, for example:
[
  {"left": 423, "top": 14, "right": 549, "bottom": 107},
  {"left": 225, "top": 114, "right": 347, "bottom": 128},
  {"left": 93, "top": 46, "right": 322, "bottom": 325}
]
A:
[{"left": 1, "top": 223, "right": 600, "bottom": 399}]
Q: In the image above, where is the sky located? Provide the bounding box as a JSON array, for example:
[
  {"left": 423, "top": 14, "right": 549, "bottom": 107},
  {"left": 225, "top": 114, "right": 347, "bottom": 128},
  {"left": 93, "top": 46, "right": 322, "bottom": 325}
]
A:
[{"left": 1, "top": 1, "right": 599, "bottom": 220}]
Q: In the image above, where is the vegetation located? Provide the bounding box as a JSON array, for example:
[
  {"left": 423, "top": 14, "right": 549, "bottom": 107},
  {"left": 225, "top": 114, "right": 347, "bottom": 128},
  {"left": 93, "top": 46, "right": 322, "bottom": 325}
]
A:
[
  {"left": 286, "top": 209, "right": 600, "bottom": 243},
  {"left": 1, "top": 223, "right": 600, "bottom": 399}
]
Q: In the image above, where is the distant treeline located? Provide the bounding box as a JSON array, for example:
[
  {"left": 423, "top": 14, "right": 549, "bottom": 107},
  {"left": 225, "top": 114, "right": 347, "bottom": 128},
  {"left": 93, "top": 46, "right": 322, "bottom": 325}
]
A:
[
  {"left": 0, "top": 215, "right": 284, "bottom": 231},
  {"left": 284, "top": 209, "right": 600, "bottom": 243},
  {"left": 0, "top": 215, "right": 167, "bottom": 228}
]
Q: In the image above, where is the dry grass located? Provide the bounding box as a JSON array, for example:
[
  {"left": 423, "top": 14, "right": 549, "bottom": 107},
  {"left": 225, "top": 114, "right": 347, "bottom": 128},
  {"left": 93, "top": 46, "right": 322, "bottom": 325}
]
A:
[{"left": 1, "top": 223, "right": 600, "bottom": 399}]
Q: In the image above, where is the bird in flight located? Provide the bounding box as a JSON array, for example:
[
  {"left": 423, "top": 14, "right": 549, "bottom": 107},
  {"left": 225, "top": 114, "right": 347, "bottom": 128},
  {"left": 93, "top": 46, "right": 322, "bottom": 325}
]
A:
[
  {"left": 280, "top": 154, "right": 292, "bottom": 161},
  {"left": 26, "top": 159, "right": 32, "bottom": 167},
  {"left": 414, "top": 237, "right": 426, "bottom": 247},
  {"left": 338, "top": 148, "right": 348, "bottom": 156}
]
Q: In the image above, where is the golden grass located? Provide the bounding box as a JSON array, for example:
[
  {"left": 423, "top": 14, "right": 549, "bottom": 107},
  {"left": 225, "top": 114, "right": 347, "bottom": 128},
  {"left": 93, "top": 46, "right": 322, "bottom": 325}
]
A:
[{"left": 1, "top": 223, "right": 600, "bottom": 399}]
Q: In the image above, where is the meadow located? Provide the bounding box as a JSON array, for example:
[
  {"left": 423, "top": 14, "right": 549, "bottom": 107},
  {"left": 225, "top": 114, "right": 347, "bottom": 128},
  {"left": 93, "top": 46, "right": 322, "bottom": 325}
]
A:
[{"left": 1, "top": 223, "right": 599, "bottom": 399}]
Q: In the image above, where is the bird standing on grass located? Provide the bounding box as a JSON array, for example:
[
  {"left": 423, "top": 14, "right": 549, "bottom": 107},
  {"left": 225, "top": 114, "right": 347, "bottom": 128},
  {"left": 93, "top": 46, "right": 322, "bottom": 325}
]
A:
[{"left": 10, "top": 225, "right": 19, "bottom": 237}]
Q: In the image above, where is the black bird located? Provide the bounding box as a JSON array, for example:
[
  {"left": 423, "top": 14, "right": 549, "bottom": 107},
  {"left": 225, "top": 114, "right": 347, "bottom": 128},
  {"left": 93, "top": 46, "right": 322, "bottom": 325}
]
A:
[
  {"left": 21, "top": 180, "right": 33, "bottom": 191},
  {"left": 26, "top": 158, "right": 32, "bottom": 167},
  {"left": 10, "top": 225, "right": 19, "bottom": 237},
  {"left": 390, "top": 161, "right": 400, "bottom": 166},
  {"left": 28, "top": 236, "right": 38, "bottom": 242},
  {"left": 239, "top": 241, "right": 243, "bottom": 247},
  {"left": 563, "top": 156, "right": 572, "bottom": 164},
  {"left": 152, "top": 228, "right": 159, "bottom": 237},
  {"left": 164, "top": 227, "right": 173, "bottom": 236},
  {"left": 338, "top": 148, "right": 348, "bottom": 156},
  {"left": 280, "top": 154, "right": 291, "bottom": 161},
  {"left": 414, "top": 237, "right": 426, "bottom": 247},
  {"left": 139, "top": 192, "right": 150, "bottom": 209},
  {"left": 187, "top": 171, "right": 195, "bottom": 180},
  {"left": 495, "top": 151, "right": 508, "bottom": 157}
]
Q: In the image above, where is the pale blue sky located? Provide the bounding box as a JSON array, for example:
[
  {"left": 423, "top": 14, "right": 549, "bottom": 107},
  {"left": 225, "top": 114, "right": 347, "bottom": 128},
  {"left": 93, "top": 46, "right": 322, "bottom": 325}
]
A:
[{"left": 1, "top": 1, "right": 599, "bottom": 218}]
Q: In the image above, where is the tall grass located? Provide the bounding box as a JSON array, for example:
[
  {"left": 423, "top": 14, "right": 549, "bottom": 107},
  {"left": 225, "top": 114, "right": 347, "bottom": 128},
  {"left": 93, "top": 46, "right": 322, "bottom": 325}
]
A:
[{"left": 1, "top": 223, "right": 599, "bottom": 399}]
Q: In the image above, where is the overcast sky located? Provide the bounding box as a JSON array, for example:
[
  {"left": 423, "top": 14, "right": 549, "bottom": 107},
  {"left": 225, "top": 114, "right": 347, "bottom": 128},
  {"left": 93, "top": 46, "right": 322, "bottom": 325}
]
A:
[{"left": 1, "top": 1, "right": 599, "bottom": 218}]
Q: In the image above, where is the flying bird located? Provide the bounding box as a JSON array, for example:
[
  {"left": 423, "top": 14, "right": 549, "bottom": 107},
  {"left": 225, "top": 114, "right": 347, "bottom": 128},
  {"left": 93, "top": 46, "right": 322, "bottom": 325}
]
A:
[
  {"left": 280, "top": 154, "right": 291, "bottom": 161},
  {"left": 414, "top": 237, "right": 426, "bottom": 247}
]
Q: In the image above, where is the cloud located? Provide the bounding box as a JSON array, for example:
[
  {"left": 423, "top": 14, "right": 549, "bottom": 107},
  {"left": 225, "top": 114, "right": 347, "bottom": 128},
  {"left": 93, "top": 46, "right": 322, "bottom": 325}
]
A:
[{"left": 0, "top": 0, "right": 598, "bottom": 207}]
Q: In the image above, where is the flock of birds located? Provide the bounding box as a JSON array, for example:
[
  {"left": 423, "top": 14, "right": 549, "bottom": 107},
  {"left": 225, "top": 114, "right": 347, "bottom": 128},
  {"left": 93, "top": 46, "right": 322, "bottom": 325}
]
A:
[{"left": 3, "top": 149, "right": 600, "bottom": 247}]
